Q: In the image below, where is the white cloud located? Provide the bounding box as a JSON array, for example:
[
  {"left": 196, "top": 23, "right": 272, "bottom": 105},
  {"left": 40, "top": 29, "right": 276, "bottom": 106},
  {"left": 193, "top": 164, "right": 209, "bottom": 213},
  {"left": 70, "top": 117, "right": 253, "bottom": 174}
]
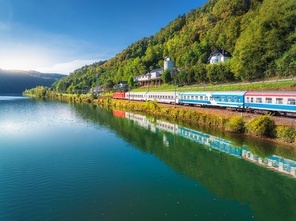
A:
[
  {"left": 36, "top": 59, "right": 100, "bottom": 75},
  {"left": 0, "top": 23, "right": 110, "bottom": 74}
]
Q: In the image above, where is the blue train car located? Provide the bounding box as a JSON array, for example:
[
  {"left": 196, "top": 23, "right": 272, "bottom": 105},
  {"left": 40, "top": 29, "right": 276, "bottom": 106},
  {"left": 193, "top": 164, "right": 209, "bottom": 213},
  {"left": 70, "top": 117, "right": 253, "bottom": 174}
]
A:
[
  {"left": 178, "top": 92, "right": 212, "bottom": 106},
  {"left": 245, "top": 91, "right": 296, "bottom": 115},
  {"left": 210, "top": 91, "right": 246, "bottom": 109}
]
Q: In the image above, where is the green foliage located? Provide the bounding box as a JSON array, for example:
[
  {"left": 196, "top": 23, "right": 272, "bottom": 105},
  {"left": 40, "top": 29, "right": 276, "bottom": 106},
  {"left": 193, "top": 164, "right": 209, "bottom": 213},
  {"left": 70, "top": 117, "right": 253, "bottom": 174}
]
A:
[
  {"left": 104, "top": 80, "right": 114, "bottom": 92},
  {"left": 162, "top": 69, "right": 172, "bottom": 84},
  {"left": 128, "top": 75, "right": 135, "bottom": 88},
  {"left": 24, "top": 86, "right": 53, "bottom": 98},
  {"left": 276, "top": 126, "right": 296, "bottom": 143},
  {"left": 144, "top": 100, "right": 160, "bottom": 113},
  {"left": 206, "top": 62, "right": 234, "bottom": 83},
  {"left": 247, "top": 115, "right": 276, "bottom": 138},
  {"left": 52, "top": 0, "right": 295, "bottom": 92},
  {"left": 227, "top": 115, "right": 245, "bottom": 133},
  {"left": 232, "top": 0, "right": 296, "bottom": 80}
]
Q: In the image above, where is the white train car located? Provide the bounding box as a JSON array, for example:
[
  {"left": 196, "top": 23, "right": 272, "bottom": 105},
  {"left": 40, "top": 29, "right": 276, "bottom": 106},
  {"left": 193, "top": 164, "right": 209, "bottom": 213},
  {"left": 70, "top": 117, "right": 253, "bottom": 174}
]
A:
[
  {"left": 125, "top": 92, "right": 147, "bottom": 101},
  {"left": 245, "top": 91, "right": 296, "bottom": 116},
  {"left": 146, "top": 91, "right": 177, "bottom": 104}
]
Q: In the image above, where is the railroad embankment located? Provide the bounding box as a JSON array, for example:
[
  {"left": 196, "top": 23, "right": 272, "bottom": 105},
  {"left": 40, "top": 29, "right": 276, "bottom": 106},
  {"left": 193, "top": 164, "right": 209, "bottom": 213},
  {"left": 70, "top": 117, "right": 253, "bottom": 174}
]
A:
[{"left": 24, "top": 89, "right": 296, "bottom": 147}]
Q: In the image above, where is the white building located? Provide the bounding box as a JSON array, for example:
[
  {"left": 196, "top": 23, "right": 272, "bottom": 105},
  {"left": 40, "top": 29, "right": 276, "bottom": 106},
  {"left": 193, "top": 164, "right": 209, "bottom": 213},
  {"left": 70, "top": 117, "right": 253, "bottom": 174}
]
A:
[
  {"left": 164, "top": 57, "right": 174, "bottom": 73},
  {"left": 208, "top": 49, "right": 232, "bottom": 64},
  {"left": 134, "top": 57, "right": 174, "bottom": 87}
]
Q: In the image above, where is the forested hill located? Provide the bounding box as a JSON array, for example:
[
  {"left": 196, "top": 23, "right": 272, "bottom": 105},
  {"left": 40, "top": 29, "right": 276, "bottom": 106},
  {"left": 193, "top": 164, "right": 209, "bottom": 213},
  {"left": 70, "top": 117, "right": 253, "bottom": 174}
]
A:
[
  {"left": 0, "top": 69, "right": 65, "bottom": 95},
  {"left": 53, "top": 0, "right": 295, "bottom": 93}
]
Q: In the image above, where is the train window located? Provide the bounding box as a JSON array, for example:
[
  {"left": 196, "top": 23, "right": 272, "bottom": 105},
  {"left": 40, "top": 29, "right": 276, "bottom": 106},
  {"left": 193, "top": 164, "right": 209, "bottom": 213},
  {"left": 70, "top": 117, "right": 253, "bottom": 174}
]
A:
[
  {"left": 221, "top": 96, "right": 225, "bottom": 101},
  {"left": 228, "top": 96, "right": 231, "bottom": 102},
  {"left": 256, "top": 98, "right": 262, "bottom": 103},
  {"left": 234, "top": 97, "right": 237, "bottom": 102},
  {"left": 210, "top": 96, "right": 213, "bottom": 100},
  {"left": 215, "top": 96, "right": 219, "bottom": 101},
  {"left": 250, "top": 97, "right": 254, "bottom": 103},
  {"left": 191, "top": 96, "right": 194, "bottom": 99},
  {"left": 238, "top": 98, "right": 241, "bottom": 102},
  {"left": 200, "top": 96, "right": 203, "bottom": 100},
  {"left": 266, "top": 98, "right": 272, "bottom": 103},
  {"left": 205, "top": 96, "right": 208, "bottom": 100},
  {"left": 288, "top": 99, "right": 296, "bottom": 105},
  {"left": 276, "top": 98, "right": 283, "bottom": 104}
]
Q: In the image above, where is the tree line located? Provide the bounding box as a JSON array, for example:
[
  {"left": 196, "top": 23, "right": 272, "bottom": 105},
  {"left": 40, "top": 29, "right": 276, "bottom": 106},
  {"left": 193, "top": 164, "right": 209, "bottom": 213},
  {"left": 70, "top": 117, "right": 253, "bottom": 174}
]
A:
[{"left": 52, "top": 0, "right": 296, "bottom": 93}]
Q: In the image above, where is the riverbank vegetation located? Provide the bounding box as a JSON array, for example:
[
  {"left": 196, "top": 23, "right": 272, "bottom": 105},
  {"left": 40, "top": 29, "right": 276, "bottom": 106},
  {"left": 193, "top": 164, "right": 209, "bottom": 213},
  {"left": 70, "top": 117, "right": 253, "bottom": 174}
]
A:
[
  {"left": 100, "top": 98, "right": 295, "bottom": 145},
  {"left": 24, "top": 81, "right": 296, "bottom": 146}
]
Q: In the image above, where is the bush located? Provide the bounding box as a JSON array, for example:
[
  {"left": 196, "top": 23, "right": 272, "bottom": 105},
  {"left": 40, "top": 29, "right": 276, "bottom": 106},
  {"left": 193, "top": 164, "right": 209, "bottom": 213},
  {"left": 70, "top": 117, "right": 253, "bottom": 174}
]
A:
[
  {"left": 144, "top": 100, "right": 160, "bottom": 113},
  {"left": 276, "top": 126, "right": 296, "bottom": 143},
  {"left": 227, "top": 116, "right": 245, "bottom": 133},
  {"left": 247, "top": 115, "right": 276, "bottom": 138}
]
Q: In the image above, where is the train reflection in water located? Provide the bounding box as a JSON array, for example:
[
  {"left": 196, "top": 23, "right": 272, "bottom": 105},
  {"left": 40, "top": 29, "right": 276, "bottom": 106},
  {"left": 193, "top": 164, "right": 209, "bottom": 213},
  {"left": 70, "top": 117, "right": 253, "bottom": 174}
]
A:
[{"left": 115, "top": 110, "right": 296, "bottom": 178}]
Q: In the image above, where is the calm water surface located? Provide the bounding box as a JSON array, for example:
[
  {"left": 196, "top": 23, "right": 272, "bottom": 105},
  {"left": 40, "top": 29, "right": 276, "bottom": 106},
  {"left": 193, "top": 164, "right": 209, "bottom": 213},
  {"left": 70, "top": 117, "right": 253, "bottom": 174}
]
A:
[{"left": 0, "top": 97, "right": 295, "bottom": 221}]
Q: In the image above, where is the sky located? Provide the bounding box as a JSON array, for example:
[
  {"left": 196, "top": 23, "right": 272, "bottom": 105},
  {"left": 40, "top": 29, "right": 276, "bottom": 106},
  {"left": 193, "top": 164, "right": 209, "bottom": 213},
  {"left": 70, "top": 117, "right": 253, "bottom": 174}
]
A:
[{"left": 0, "top": 0, "right": 208, "bottom": 75}]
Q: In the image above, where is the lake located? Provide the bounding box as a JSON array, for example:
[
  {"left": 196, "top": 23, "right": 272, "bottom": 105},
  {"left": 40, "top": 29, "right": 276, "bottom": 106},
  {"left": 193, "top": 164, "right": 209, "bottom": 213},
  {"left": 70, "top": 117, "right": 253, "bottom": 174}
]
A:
[{"left": 0, "top": 96, "right": 295, "bottom": 221}]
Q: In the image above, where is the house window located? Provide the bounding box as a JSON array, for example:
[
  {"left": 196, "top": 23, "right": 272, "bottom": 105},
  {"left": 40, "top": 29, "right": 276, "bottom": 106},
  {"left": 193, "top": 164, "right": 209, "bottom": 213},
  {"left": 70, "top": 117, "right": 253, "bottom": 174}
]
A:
[
  {"left": 256, "top": 98, "right": 262, "bottom": 103},
  {"left": 276, "top": 98, "right": 283, "bottom": 104},
  {"left": 288, "top": 99, "right": 296, "bottom": 105},
  {"left": 212, "top": 58, "right": 219, "bottom": 63},
  {"left": 266, "top": 98, "right": 272, "bottom": 103}
]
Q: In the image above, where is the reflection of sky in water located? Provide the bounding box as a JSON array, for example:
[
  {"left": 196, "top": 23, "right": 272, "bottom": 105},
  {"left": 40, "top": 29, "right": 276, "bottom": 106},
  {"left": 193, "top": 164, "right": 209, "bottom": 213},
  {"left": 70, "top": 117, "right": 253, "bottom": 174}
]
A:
[{"left": 0, "top": 99, "right": 94, "bottom": 148}]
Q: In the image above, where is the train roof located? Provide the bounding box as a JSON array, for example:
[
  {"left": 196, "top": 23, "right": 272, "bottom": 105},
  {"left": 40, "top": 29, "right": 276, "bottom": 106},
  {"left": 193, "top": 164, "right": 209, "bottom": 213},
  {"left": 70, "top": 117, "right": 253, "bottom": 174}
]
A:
[
  {"left": 211, "top": 91, "right": 247, "bottom": 95},
  {"left": 179, "top": 91, "right": 247, "bottom": 95},
  {"left": 147, "top": 91, "right": 176, "bottom": 95},
  {"left": 245, "top": 91, "right": 296, "bottom": 96}
]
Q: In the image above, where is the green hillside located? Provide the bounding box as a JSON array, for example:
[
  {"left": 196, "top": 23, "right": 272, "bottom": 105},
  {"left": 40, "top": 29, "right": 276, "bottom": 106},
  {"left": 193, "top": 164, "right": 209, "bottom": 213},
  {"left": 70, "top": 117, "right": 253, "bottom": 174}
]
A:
[
  {"left": 0, "top": 69, "right": 65, "bottom": 95},
  {"left": 53, "top": 0, "right": 296, "bottom": 93}
]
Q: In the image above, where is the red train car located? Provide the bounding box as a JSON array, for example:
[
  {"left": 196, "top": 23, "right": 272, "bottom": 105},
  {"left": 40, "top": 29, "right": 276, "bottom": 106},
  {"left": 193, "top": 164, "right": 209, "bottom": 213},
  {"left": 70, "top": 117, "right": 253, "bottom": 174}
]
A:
[
  {"left": 112, "top": 110, "right": 126, "bottom": 118},
  {"left": 113, "top": 92, "right": 126, "bottom": 99}
]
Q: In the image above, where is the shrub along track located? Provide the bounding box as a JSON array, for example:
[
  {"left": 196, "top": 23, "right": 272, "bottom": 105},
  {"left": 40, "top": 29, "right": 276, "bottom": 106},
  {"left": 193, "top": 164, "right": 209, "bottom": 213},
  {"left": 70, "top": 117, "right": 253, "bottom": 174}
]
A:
[{"left": 157, "top": 103, "right": 296, "bottom": 128}]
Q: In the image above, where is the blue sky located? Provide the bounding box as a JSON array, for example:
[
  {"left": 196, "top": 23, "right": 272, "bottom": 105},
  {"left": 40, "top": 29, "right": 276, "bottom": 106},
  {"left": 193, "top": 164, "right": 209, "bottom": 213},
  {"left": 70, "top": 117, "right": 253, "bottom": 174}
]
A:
[{"left": 0, "top": 0, "right": 208, "bottom": 74}]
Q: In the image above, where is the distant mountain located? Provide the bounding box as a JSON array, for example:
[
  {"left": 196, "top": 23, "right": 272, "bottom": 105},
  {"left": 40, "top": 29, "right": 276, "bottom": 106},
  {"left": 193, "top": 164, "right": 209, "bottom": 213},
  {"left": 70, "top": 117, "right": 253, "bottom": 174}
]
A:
[{"left": 0, "top": 69, "right": 65, "bottom": 95}]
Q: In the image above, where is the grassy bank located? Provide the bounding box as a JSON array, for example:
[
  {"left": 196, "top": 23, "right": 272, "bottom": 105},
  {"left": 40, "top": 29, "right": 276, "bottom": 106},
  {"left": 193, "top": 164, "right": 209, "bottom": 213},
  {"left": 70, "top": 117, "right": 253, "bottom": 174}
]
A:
[
  {"left": 24, "top": 85, "right": 296, "bottom": 146},
  {"left": 132, "top": 78, "right": 296, "bottom": 92},
  {"left": 94, "top": 97, "right": 295, "bottom": 145}
]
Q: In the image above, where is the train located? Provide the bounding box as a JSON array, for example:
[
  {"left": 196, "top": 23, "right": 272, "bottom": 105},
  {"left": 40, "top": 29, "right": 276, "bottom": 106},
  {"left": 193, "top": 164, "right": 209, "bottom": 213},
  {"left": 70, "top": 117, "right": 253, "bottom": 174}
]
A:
[{"left": 113, "top": 90, "right": 296, "bottom": 116}]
